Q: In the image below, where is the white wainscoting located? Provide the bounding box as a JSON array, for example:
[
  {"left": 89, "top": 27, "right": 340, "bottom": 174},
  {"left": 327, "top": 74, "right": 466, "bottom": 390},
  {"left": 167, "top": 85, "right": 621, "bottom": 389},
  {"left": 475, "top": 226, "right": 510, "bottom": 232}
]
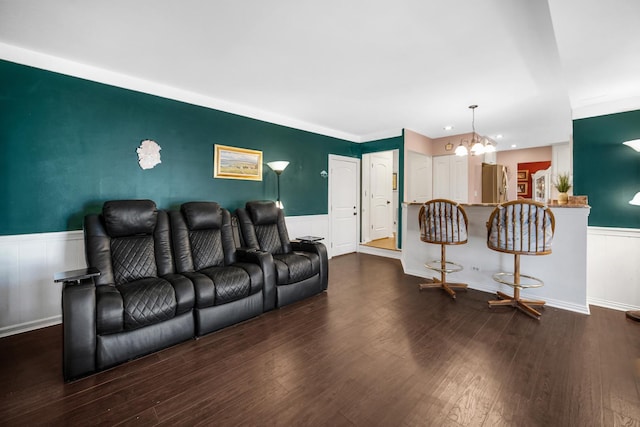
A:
[
  {"left": 284, "top": 214, "right": 329, "bottom": 249},
  {"left": 0, "top": 214, "right": 330, "bottom": 337},
  {"left": 0, "top": 230, "right": 85, "bottom": 337},
  {"left": 3, "top": 218, "right": 634, "bottom": 337},
  {"left": 587, "top": 226, "right": 640, "bottom": 311}
]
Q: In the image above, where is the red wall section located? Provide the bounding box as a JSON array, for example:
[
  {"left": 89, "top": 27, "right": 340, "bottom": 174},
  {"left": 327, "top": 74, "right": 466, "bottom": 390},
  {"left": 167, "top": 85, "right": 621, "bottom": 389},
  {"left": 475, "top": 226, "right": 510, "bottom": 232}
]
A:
[{"left": 517, "top": 161, "right": 551, "bottom": 199}]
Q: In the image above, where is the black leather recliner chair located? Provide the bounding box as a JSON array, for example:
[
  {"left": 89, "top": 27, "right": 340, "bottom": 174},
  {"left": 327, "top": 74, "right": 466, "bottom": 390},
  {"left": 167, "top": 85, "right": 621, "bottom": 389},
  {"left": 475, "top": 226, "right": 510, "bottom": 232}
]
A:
[
  {"left": 169, "top": 202, "right": 274, "bottom": 335},
  {"left": 61, "top": 200, "right": 195, "bottom": 380},
  {"left": 235, "top": 201, "right": 328, "bottom": 308}
]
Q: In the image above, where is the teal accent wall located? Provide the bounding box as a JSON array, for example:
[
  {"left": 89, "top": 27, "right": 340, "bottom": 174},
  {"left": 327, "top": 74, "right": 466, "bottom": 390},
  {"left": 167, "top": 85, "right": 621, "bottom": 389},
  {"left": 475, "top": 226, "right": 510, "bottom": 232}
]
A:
[
  {"left": 0, "top": 60, "right": 361, "bottom": 235},
  {"left": 573, "top": 110, "right": 640, "bottom": 228},
  {"left": 359, "top": 134, "right": 405, "bottom": 247}
]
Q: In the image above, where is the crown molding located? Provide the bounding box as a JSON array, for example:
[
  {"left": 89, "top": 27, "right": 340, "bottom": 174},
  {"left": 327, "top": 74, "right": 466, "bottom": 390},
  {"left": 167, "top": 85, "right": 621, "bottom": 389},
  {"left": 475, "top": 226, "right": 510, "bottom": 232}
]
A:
[
  {"left": 0, "top": 42, "right": 365, "bottom": 143},
  {"left": 572, "top": 95, "right": 640, "bottom": 120}
]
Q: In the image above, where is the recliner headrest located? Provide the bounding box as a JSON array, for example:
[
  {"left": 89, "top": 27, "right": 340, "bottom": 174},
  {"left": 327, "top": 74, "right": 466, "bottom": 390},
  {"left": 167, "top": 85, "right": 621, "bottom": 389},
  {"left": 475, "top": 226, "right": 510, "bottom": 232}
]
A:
[
  {"left": 246, "top": 200, "right": 279, "bottom": 225},
  {"left": 181, "top": 202, "right": 222, "bottom": 230},
  {"left": 103, "top": 200, "right": 157, "bottom": 237}
]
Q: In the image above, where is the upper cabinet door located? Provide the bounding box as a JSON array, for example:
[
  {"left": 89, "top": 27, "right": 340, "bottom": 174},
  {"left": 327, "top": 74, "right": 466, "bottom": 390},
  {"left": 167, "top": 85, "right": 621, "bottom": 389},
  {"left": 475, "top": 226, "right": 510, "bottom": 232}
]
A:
[
  {"left": 450, "top": 155, "right": 469, "bottom": 203},
  {"left": 406, "top": 151, "right": 432, "bottom": 203},
  {"left": 432, "top": 156, "right": 450, "bottom": 200},
  {"left": 432, "top": 155, "right": 468, "bottom": 203}
]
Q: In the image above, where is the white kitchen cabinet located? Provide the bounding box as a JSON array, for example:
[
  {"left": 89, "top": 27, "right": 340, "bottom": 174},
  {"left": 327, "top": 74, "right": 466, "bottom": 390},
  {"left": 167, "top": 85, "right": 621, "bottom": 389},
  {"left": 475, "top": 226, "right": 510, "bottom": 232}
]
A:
[{"left": 433, "top": 155, "right": 468, "bottom": 203}]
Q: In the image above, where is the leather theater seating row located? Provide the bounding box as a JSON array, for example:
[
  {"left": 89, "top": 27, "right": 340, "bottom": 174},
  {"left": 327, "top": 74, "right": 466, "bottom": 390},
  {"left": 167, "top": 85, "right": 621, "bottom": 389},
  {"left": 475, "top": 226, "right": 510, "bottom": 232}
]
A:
[{"left": 60, "top": 200, "right": 328, "bottom": 380}]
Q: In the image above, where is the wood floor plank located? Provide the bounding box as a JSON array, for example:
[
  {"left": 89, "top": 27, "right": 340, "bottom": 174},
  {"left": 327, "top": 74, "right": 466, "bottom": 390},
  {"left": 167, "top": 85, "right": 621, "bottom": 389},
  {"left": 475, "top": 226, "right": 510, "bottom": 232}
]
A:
[{"left": 1, "top": 253, "right": 640, "bottom": 426}]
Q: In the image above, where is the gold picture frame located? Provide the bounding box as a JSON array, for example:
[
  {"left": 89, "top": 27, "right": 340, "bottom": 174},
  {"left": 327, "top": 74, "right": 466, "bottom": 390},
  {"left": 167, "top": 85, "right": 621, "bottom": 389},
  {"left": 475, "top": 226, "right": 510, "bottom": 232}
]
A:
[
  {"left": 517, "top": 182, "right": 528, "bottom": 195},
  {"left": 214, "top": 144, "right": 263, "bottom": 181},
  {"left": 517, "top": 170, "right": 529, "bottom": 181}
]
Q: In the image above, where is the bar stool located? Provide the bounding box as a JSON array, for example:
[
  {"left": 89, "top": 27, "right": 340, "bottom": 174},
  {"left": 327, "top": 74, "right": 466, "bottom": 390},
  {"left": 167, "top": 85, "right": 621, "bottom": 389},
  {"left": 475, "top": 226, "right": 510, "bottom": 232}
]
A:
[
  {"left": 418, "top": 199, "right": 469, "bottom": 299},
  {"left": 486, "top": 200, "right": 555, "bottom": 320}
]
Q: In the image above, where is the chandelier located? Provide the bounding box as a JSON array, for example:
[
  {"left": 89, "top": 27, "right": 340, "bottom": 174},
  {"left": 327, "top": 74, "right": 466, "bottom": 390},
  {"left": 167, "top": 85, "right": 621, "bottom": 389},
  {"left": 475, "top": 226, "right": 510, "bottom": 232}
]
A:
[{"left": 455, "top": 105, "right": 496, "bottom": 156}]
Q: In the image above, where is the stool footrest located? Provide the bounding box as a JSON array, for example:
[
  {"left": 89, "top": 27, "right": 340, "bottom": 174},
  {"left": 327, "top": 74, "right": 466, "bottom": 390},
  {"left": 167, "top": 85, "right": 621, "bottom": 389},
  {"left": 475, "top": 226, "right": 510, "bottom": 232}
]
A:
[
  {"left": 493, "top": 272, "right": 543, "bottom": 289},
  {"left": 425, "top": 260, "right": 463, "bottom": 274}
]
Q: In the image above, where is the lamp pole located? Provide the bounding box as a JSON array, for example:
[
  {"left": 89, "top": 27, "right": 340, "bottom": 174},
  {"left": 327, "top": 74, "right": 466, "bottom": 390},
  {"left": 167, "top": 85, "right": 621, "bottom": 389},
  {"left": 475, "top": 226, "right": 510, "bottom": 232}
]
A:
[
  {"left": 267, "top": 161, "right": 289, "bottom": 209},
  {"left": 275, "top": 170, "right": 282, "bottom": 208}
]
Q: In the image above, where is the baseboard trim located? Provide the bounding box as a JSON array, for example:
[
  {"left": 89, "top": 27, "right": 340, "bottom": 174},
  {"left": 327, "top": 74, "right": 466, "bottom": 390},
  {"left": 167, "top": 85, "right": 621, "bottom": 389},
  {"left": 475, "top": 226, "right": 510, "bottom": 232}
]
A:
[
  {"left": 0, "top": 315, "right": 61, "bottom": 338},
  {"left": 358, "top": 245, "right": 402, "bottom": 260},
  {"left": 403, "top": 267, "right": 590, "bottom": 315},
  {"left": 587, "top": 297, "right": 640, "bottom": 312}
]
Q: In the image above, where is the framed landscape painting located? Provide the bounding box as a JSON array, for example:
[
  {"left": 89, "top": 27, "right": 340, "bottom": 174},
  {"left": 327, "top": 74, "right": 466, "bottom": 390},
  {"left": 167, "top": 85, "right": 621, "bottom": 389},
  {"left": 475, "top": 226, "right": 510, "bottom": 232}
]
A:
[{"left": 214, "top": 144, "right": 263, "bottom": 181}]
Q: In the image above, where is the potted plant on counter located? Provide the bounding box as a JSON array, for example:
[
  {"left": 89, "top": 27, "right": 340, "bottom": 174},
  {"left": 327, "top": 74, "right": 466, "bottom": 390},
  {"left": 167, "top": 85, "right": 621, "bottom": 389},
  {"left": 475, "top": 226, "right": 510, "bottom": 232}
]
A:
[{"left": 554, "top": 173, "right": 572, "bottom": 205}]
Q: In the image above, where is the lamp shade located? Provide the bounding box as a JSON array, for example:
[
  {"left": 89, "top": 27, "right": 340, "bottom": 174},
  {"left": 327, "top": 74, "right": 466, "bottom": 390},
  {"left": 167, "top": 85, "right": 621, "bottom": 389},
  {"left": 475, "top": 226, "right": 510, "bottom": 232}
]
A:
[
  {"left": 484, "top": 141, "right": 496, "bottom": 153},
  {"left": 470, "top": 140, "right": 485, "bottom": 156},
  {"left": 623, "top": 139, "right": 640, "bottom": 152},
  {"left": 629, "top": 192, "right": 640, "bottom": 206},
  {"left": 455, "top": 143, "right": 468, "bottom": 156},
  {"left": 267, "top": 161, "right": 289, "bottom": 173}
]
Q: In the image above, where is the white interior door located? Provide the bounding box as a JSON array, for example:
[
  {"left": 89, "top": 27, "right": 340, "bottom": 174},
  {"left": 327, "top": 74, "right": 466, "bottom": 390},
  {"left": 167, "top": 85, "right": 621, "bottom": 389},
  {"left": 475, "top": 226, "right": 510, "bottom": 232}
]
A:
[
  {"left": 329, "top": 155, "right": 360, "bottom": 257},
  {"left": 370, "top": 151, "right": 393, "bottom": 240}
]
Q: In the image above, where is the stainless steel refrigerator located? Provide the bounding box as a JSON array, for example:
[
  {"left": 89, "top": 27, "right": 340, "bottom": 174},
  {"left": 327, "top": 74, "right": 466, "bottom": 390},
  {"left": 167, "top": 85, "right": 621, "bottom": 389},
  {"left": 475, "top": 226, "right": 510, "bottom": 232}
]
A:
[{"left": 482, "top": 163, "right": 508, "bottom": 203}]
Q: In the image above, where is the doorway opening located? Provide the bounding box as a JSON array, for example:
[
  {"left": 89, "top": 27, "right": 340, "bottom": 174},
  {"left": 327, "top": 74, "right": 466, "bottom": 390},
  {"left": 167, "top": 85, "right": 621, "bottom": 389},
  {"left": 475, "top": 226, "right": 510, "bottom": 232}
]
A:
[{"left": 361, "top": 150, "right": 400, "bottom": 251}]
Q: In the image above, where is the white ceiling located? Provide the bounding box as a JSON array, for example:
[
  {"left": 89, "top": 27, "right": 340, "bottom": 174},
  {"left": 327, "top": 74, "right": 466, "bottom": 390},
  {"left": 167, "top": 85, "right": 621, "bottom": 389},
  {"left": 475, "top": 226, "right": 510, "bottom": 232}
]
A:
[{"left": 1, "top": 0, "right": 639, "bottom": 149}]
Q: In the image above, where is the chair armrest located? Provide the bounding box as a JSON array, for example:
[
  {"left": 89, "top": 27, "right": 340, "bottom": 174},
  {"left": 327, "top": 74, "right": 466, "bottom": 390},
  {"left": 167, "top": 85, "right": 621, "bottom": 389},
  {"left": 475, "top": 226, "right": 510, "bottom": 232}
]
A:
[
  {"left": 62, "top": 279, "right": 97, "bottom": 380},
  {"left": 291, "top": 240, "right": 323, "bottom": 253},
  {"left": 291, "top": 241, "right": 329, "bottom": 291},
  {"left": 236, "top": 249, "right": 277, "bottom": 312},
  {"left": 236, "top": 247, "right": 258, "bottom": 254},
  {"left": 54, "top": 267, "right": 100, "bottom": 285}
]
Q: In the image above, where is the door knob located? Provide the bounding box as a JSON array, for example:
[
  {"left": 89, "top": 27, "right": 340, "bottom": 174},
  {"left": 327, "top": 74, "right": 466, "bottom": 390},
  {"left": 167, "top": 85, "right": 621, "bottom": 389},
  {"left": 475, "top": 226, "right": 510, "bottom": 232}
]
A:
[{"left": 386, "top": 200, "right": 391, "bottom": 204}]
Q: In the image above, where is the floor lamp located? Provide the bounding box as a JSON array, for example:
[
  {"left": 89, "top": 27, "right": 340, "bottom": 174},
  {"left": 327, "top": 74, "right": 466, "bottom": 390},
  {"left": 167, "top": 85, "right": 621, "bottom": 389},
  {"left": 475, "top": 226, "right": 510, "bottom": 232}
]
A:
[{"left": 267, "top": 161, "right": 289, "bottom": 209}]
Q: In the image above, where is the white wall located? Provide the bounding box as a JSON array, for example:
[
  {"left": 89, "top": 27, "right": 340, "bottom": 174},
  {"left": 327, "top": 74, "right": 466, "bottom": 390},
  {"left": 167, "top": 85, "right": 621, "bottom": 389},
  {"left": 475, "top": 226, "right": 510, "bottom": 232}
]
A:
[
  {"left": 0, "top": 214, "right": 328, "bottom": 338},
  {"left": 586, "top": 227, "right": 640, "bottom": 311},
  {"left": 402, "top": 203, "right": 591, "bottom": 314},
  {"left": 0, "top": 230, "right": 85, "bottom": 337}
]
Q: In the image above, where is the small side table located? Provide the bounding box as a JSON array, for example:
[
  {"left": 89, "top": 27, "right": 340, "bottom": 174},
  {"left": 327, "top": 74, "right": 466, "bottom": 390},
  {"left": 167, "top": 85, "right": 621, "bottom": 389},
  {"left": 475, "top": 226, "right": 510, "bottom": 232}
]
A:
[
  {"left": 54, "top": 267, "right": 100, "bottom": 284},
  {"left": 295, "top": 236, "right": 324, "bottom": 243}
]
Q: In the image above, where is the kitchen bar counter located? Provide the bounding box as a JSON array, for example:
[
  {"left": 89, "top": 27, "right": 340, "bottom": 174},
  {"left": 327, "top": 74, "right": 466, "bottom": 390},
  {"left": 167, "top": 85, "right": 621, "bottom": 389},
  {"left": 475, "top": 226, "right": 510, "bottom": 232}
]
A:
[
  {"left": 401, "top": 202, "right": 591, "bottom": 314},
  {"left": 404, "top": 201, "right": 590, "bottom": 208}
]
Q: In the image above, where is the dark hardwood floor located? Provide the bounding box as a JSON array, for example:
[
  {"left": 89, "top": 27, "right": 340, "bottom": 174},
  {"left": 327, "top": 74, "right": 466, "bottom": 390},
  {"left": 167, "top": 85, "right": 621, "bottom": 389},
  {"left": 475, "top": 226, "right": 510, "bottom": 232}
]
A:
[{"left": 1, "top": 253, "right": 640, "bottom": 426}]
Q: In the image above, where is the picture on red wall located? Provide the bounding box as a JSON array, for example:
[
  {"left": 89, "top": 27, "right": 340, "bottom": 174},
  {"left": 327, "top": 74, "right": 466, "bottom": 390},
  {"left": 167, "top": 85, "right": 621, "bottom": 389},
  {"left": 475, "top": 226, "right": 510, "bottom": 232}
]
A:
[
  {"left": 516, "top": 160, "right": 551, "bottom": 199},
  {"left": 517, "top": 182, "right": 528, "bottom": 195}
]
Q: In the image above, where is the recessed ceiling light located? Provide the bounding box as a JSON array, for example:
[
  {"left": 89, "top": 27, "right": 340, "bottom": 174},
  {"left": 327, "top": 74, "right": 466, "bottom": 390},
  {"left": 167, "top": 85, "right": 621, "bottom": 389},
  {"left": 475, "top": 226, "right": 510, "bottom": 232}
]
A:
[
  {"left": 495, "top": 134, "right": 503, "bottom": 139},
  {"left": 443, "top": 125, "right": 453, "bottom": 131},
  {"left": 511, "top": 144, "right": 517, "bottom": 148}
]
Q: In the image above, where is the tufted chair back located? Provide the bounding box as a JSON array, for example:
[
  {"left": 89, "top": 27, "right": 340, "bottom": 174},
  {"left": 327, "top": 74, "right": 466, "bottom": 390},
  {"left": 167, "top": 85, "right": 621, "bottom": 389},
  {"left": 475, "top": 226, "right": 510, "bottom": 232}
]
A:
[
  {"left": 235, "top": 200, "right": 291, "bottom": 255},
  {"left": 170, "top": 202, "right": 238, "bottom": 272},
  {"left": 84, "top": 200, "right": 175, "bottom": 286}
]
